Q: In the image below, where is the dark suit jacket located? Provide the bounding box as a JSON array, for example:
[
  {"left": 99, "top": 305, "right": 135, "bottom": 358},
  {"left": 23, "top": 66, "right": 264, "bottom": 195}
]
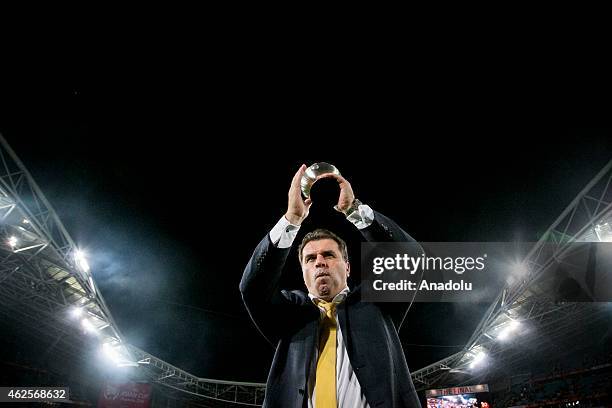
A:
[{"left": 239, "top": 212, "right": 422, "bottom": 407}]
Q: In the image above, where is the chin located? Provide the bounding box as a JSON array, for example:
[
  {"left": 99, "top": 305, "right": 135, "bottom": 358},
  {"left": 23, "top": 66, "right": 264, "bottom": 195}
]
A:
[{"left": 317, "top": 287, "right": 330, "bottom": 297}]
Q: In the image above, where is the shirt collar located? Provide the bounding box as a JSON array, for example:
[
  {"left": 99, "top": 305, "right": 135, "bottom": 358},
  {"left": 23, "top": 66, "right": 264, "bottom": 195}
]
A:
[{"left": 309, "top": 286, "right": 350, "bottom": 306}]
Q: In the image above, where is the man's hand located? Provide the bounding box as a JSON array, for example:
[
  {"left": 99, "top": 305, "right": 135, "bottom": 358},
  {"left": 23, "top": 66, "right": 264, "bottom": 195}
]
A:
[
  {"left": 317, "top": 172, "right": 355, "bottom": 213},
  {"left": 285, "top": 164, "right": 313, "bottom": 225}
]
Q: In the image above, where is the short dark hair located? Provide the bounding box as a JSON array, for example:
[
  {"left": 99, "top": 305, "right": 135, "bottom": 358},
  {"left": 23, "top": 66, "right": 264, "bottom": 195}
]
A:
[{"left": 298, "top": 228, "right": 349, "bottom": 263}]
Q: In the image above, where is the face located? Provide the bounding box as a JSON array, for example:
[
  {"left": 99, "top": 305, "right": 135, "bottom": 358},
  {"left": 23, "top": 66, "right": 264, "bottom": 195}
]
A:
[{"left": 301, "top": 238, "right": 350, "bottom": 300}]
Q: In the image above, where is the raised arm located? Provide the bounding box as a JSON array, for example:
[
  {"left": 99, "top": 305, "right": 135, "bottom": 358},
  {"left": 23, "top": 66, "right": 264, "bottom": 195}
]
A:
[
  {"left": 318, "top": 171, "right": 422, "bottom": 330},
  {"left": 239, "top": 165, "right": 313, "bottom": 345}
]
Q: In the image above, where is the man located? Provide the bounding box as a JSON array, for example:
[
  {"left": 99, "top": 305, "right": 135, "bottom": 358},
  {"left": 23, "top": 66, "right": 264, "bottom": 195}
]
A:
[{"left": 240, "top": 165, "right": 421, "bottom": 407}]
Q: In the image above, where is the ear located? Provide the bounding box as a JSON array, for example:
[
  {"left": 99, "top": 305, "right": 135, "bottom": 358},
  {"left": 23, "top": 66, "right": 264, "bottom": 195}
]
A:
[{"left": 346, "top": 261, "right": 351, "bottom": 277}]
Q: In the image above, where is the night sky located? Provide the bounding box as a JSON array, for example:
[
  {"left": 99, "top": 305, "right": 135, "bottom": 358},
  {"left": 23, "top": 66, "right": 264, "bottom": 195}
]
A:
[{"left": 1, "top": 87, "right": 610, "bottom": 383}]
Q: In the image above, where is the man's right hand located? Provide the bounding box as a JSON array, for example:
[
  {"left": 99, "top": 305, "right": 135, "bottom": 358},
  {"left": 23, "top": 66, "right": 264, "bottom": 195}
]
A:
[{"left": 285, "top": 164, "right": 312, "bottom": 225}]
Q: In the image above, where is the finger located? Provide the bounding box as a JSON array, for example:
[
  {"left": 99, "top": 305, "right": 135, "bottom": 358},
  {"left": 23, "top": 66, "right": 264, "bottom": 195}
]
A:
[
  {"left": 317, "top": 173, "right": 347, "bottom": 185},
  {"left": 316, "top": 173, "right": 340, "bottom": 182},
  {"left": 291, "top": 164, "right": 306, "bottom": 184},
  {"left": 290, "top": 164, "right": 307, "bottom": 191}
]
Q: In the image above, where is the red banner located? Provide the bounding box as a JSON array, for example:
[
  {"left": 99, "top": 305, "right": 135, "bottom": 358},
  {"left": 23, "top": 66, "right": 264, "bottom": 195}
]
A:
[{"left": 98, "top": 382, "right": 152, "bottom": 408}]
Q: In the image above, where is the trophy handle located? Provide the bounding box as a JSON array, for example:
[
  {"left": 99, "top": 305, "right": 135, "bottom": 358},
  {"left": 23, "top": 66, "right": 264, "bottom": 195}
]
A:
[{"left": 300, "top": 162, "right": 341, "bottom": 198}]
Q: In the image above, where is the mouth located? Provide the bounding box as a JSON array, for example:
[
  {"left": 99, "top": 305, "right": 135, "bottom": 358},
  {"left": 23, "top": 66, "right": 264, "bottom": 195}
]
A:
[{"left": 315, "top": 270, "right": 330, "bottom": 280}]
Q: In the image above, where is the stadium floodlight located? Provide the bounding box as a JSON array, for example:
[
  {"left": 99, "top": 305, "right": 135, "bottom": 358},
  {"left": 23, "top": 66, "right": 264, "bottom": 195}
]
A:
[
  {"left": 74, "top": 249, "right": 90, "bottom": 273},
  {"left": 504, "top": 259, "right": 530, "bottom": 286},
  {"left": 594, "top": 222, "right": 612, "bottom": 241},
  {"left": 469, "top": 352, "right": 487, "bottom": 369},
  {"left": 8, "top": 236, "right": 18, "bottom": 248},
  {"left": 510, "top": 261, "right": 528, "bottom": 277},
  {"left": 102, "top": 343, "right": 122, "bottom": 364},
  {"left": 81, "top": 318, "right": 96, "bottom": 334},
  {"left": 70, "top": 307, "right": 83, "bottom": 319},
  {"left": 102, "top": 343, "right": 136, "bottom": 367},
  {"left": 497, "top": 320, "right": 521, "bottom": 341},
  {"left": 22, "top": 218, "right": 29, "bottom": 224}
]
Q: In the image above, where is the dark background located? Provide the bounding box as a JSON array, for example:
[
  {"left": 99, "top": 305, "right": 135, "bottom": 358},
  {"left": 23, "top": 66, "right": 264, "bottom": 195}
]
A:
[{"left": 1, "top": 84, "right": 610, "bottom": 382}]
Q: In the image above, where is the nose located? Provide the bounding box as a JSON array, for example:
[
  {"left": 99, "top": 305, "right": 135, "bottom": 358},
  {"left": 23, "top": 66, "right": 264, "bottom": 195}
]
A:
[{"left": 315, "top": 254, "right": 327, "bottom": 267}]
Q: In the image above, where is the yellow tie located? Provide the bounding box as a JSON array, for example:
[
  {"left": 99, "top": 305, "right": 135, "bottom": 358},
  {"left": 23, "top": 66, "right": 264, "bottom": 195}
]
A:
[{"left": 315, "top": 300, "right": 337, "bottom": 408}]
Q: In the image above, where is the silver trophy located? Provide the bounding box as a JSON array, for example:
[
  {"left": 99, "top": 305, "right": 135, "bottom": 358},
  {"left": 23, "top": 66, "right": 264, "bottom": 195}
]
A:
[{"left": 300, "top": 162, "right": 341, "bottom": 198}]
